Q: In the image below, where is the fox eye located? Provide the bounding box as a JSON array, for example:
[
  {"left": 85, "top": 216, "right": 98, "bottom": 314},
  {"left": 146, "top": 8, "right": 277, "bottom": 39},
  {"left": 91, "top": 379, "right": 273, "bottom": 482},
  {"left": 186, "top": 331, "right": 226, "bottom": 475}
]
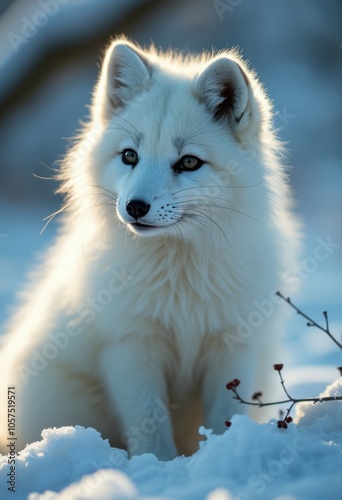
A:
[
  {"left": 174, "top": 155, "right": 203, "bottom": 173},
  {"left": 122, "top": 149, "right": 138, "bottom": 167}
]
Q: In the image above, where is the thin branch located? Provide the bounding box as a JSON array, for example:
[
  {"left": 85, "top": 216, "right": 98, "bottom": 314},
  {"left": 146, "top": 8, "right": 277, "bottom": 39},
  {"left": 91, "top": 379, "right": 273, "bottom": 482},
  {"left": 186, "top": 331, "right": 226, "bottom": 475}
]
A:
[
  {"left": 276, "top": 291, "right": 342, "bottom": 350},
  {"left": 225, "top": 297, "right": 342, "bottom": 429},
  {"left": 226, "top": 364, "right": 342, "bottom": 428},
  {"left": 231, "top": 387, "right": 342, "bottom": 409}
]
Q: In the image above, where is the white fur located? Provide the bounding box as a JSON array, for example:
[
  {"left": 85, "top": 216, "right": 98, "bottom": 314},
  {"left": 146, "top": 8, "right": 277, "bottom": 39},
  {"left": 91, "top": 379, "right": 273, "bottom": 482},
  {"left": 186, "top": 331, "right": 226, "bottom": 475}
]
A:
[{"left": 0, "top": 38, "right": 299, "bottom": 460}]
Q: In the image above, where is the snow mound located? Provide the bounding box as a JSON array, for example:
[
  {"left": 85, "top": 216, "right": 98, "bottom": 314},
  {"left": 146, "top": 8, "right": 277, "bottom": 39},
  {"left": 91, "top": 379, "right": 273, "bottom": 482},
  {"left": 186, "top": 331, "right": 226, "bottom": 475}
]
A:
[
  {"left": 1, "top": 414, "right": 342, "bottom": 499},
  {"left": 295, "top": 377, "right": 342, "bottom": 431}
]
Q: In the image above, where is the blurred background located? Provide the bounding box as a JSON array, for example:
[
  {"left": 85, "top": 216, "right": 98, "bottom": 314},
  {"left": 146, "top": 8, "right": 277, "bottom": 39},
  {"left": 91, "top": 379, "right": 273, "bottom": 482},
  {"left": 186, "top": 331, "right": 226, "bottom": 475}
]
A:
[{"left": 0, "top": 0, "right": 341, "bottom": 401}]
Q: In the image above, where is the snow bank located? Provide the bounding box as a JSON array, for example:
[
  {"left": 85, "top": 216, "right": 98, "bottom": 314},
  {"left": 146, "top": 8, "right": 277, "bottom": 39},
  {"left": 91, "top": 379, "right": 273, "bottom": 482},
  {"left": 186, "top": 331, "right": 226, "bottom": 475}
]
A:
[
  {"left": 1, "top": 411, "right": 341, "bottom": 500},
  {"left": 295, "top": 377, "right": 342, "bottom": 431}
]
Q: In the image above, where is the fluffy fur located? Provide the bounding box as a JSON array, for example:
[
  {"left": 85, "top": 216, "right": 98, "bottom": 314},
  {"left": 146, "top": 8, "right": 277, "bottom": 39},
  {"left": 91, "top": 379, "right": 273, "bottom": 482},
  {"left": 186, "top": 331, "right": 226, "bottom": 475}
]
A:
[{"left": 0, "top": 38, "right": 298, "bottom": 460}]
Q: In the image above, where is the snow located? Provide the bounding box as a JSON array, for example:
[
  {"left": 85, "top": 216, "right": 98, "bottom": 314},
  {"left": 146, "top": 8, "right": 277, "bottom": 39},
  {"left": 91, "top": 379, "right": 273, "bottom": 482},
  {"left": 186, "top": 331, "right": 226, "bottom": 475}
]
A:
[
  {"left": 1, "top": 408, "right": 342, "bottom": 499},
  {"left": 295, "top": 378, "right": 342, "bottom": 431},
  {"left": 1, "top": 0, "right": 342, "bottom": 498}
]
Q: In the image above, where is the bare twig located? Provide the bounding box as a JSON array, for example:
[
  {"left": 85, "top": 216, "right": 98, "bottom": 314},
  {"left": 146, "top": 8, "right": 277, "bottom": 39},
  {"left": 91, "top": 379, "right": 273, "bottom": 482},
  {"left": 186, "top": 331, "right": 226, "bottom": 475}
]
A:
[
  {"left": 225, "top": 296, "right": 342, "bottom": 429},
  {"left": 226, "top": 365, "right": 342, "bottom": 428},
  {"left": 276, "top": 291, "right": 342, "bottom": 350}
]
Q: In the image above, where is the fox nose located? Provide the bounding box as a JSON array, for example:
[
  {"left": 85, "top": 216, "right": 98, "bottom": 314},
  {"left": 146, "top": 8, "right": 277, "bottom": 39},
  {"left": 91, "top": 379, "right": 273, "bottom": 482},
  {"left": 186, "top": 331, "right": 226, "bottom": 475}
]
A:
[{"left": 126, "top": 199, "right": 151, "bottom": 220}]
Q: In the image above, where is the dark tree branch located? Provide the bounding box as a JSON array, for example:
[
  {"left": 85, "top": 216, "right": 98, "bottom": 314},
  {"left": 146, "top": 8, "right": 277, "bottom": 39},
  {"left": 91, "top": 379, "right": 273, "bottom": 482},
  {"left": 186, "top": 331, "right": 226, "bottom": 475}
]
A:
[
  {"left": 227, "top": 367, "right": 342, "bottom": 427},
  {"left": 226, "top": 295, "right": 342, "bottom": 429},
  {"left": 276, "top": 291, "right": 342, "bottom": 350}
]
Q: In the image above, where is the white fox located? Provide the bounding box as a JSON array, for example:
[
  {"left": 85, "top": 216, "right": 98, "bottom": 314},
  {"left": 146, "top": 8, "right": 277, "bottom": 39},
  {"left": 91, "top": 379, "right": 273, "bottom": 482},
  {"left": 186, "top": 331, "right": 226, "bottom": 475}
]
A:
[{"left": 0, "top": 38, "right": 298, "bottom": 460}]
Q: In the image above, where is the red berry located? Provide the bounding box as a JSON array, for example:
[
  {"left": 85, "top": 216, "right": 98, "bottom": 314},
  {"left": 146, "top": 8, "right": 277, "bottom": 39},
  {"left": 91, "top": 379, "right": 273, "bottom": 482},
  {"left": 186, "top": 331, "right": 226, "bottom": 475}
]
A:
[
  {"left": 277, "top": 420, "right": 288, "bottom": 429},
  {"left": 225, "top": 420, "right": 232, "bottom": 427},
  {"left": 285, "top": 416, "right": 293, "bottom": 423},
  {"left": 273, "top": 364, "right": 284, "bottom": 372},
  {"left": 252, "top": 392, "right": 262, "bottom": 400},
  {"left": 226, "top": 379, "right": 240, "bottom": 390}
]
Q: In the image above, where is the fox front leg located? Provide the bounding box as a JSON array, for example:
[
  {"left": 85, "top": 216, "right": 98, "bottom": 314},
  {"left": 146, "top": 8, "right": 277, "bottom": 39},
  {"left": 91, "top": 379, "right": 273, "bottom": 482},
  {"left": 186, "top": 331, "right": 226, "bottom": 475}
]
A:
[{"left": 100, "top": 336, "right": 177, "bottom": 461}]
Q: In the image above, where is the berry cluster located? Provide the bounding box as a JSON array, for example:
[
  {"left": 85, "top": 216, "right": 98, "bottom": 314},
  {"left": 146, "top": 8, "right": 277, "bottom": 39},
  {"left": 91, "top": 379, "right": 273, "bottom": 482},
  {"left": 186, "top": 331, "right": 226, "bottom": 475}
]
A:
[
  {"left": 225, "top": 363, "right": 341, "bottom": 430},
  {"left": 226, "top": 379, "right": 240, "bottom": 390},
  {"left": 224, "top": 295, "right": 342, "bottom": 430}
]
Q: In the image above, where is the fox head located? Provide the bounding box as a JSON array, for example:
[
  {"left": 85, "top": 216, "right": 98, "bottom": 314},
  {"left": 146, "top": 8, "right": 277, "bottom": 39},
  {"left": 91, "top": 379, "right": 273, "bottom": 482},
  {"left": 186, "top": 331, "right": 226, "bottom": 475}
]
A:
[{"left": 62, "top": 38, "right": 285, "bottom": 248}]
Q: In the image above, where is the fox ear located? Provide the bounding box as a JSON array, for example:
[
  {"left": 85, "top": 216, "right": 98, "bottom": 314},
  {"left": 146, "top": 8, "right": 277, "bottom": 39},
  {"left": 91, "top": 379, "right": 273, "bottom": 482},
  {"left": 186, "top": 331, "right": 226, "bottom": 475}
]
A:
[
  {"left": 195, "top": 56, "right": 257, "bottom": 135},
  {"left": 94, "top": 41, "right": 151, "bottom": 120}
]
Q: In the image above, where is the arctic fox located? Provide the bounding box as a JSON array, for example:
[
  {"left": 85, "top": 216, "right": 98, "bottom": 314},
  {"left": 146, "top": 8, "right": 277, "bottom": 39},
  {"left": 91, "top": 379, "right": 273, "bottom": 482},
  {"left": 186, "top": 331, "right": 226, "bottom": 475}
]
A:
[{"left": 0, "top": 38, "right": 298, "bottom": 460}]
